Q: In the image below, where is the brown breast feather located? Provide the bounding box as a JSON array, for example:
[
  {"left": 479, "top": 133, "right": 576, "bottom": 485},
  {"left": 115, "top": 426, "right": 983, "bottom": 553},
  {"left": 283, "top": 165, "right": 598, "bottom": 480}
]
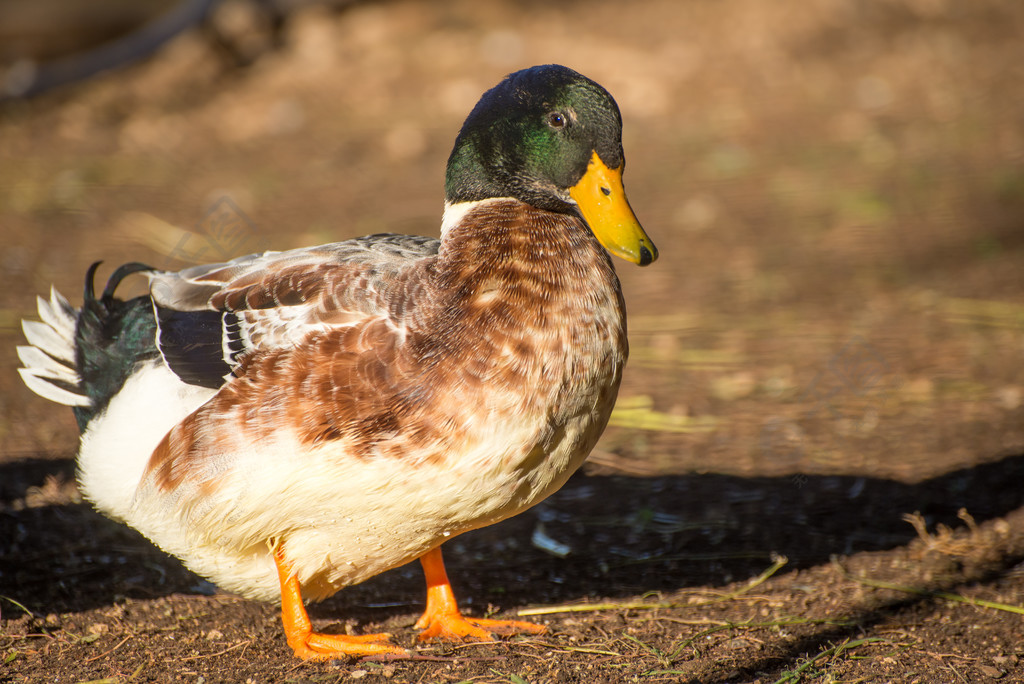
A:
[{"left": 145, "top": 199, "right": 627, "bottom": 494}]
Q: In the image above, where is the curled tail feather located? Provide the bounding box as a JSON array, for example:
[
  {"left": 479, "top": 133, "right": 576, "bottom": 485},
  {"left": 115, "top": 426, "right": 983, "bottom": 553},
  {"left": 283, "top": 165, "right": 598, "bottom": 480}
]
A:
[{"left": 18, "top": 262, "right": 160, "bottom": 431}]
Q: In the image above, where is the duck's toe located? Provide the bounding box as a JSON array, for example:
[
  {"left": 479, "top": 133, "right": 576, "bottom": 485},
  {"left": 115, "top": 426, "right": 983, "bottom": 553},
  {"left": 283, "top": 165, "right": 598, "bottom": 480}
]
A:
[
  {"left": 290, "top": 630, "right": 410, "bottom": 661},
  {"left": 415, "top": 612, "right": 546, "bottom": 643}
]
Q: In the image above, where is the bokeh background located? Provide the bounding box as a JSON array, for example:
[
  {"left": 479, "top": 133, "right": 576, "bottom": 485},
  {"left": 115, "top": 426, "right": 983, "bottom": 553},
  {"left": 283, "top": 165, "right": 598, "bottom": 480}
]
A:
[
  {"left": 3, "top": 0, "right": 1022, "bottom": 477},
  {"left": 1, "top": 0, "right": 1023, "bottom": 681}
]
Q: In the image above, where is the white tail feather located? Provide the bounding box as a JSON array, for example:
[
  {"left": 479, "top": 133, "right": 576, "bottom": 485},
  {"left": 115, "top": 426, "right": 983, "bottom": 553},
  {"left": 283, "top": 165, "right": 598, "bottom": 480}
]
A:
[
  {"left": 18, "top": 368, "right": 90, "bottom": 406},
  {"left": 22, "top": 319, "right": 74, "bottom": 363},
  {"left": 38, "top": 288, "right": 78, "bottom": 339},
  {"left": 16, "top": 345, "right": 80, "bottom": 384},
  {"left": 18, "top": 288, "right": 88, "bottom": 407}
]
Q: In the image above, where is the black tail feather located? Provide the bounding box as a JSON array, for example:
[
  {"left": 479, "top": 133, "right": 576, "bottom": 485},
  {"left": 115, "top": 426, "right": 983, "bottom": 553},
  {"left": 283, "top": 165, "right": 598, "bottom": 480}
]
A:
[
  {"left": 84, "top": 261, "right": 156, "bottom": 308},
  {"left": 84, "top": 261, "right": 102, "bottom": 305},
  {"left": 102, "top": 262, "right": 155, "bottom": 304},
  {"left": 73, "top": 263, "right": 160, "bottom": 430}
]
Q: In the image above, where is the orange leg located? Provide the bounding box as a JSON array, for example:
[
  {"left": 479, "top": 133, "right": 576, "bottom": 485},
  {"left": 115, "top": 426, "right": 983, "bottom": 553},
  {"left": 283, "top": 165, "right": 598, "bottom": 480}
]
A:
[
  {"left": 274, "top": 546, "right": 409, "bottom": 661},
  {"left": 414, "top": 545, "right": 546, "bottom": 642}
]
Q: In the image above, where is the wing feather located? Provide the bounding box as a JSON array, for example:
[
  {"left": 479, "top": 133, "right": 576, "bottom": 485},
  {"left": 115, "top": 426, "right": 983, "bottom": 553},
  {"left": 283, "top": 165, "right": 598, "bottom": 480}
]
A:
[{"left": 150, "top": 234, "right": 439, "bottom": 389}]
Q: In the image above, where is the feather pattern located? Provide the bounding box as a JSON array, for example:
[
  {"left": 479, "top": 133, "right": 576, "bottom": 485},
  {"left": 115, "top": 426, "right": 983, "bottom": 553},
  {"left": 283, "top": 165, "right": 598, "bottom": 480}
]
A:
[
  {"left": 17, "top": 289, "right": 89, "bottom": 407},
  {"left": 150, "top": 235, "right": 440, "bottom": 390},
  {"left": 125, "top": 199, "right": 627, "bottom": 600},
  {"left": 16, "top": 64, "right": 656, "bottom": 629}
]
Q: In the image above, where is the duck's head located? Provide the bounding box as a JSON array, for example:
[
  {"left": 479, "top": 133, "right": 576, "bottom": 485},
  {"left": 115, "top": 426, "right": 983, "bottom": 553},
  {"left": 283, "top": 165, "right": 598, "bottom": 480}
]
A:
[{"left": 445, "top": 64, "right": 658, "bottom": 266}]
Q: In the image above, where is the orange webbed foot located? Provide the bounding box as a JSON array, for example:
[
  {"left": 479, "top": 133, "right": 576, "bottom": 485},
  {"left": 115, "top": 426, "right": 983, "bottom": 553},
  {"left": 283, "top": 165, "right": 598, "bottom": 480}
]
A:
[
  {"left": 289, "top": 629, "right": 409, "bottom": 661},
  {"left": 415, "top": 546, "right": 546, "bottom": 643},
  {"left": 274, "top": 545, "right": 410, "bottom": 661},
  {"left": 415, "top": 611, "right": 546, "bottom": 642}
]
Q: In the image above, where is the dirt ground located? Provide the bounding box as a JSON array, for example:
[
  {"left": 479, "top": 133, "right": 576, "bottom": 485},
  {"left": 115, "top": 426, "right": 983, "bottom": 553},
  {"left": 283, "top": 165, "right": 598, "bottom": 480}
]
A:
[{"left": 2, "top": 0, "right": 1024, "bottom": 682}]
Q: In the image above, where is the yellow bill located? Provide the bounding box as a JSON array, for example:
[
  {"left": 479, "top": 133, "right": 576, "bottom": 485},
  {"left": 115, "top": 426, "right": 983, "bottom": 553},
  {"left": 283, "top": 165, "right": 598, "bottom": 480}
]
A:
[{"left": 569, "top": 152, "right": 658, "bottom": 266}]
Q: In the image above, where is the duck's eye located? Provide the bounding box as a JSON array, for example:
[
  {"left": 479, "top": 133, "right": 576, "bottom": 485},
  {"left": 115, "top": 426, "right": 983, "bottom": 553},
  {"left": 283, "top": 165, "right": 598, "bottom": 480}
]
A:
[{"left": 547, "top": 111, "right": 566, "bottom": 129}]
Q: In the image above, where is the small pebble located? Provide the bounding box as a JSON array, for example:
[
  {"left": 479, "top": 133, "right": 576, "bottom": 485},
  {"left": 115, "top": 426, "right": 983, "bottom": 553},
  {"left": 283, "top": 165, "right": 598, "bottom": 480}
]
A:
[{"left": 977, "top": 664, "right": 1005, "bottom": 679}]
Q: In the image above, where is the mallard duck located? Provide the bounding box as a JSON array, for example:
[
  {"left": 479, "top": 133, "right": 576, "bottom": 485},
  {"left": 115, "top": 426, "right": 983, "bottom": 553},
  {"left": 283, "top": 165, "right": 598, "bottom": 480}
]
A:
[{"left": 17, "top": 64, "right": 657, "bottom": 660}]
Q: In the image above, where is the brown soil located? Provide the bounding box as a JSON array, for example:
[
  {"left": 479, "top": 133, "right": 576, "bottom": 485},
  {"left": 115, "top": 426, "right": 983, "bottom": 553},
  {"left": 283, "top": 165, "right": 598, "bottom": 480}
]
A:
[{"left": 2, "top": 1, "right": 1024, "bottom": 682}]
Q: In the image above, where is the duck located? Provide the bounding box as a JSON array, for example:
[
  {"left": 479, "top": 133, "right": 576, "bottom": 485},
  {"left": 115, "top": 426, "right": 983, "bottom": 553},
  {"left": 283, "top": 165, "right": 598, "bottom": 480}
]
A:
[{"left": 17, "top": 64, "right": 658, "bottom": 660}]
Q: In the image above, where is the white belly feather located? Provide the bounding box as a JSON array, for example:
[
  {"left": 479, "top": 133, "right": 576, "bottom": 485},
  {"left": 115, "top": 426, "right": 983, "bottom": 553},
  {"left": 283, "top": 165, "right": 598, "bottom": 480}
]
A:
[
  {"left": 122, "top": 398, "right": 606, "bottom": 603},
  {"left": 77, "top": 361, "right": 216, "bottom": 523}
]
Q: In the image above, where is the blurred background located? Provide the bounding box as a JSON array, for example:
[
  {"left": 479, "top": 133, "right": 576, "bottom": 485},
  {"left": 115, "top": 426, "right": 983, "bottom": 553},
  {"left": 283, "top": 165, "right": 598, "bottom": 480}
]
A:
[
  {"left": 2, "top": 1, "right": 1024, "bottom": 679},
  {"left": 0, "top": 0, "right": 1022, "bottom": 486}
]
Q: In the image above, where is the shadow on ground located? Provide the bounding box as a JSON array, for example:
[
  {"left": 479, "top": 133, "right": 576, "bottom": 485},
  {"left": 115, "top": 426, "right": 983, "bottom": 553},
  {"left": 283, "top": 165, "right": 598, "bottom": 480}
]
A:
[{"left": 3, "top": 450, "right": 1023, "bottom": 622}]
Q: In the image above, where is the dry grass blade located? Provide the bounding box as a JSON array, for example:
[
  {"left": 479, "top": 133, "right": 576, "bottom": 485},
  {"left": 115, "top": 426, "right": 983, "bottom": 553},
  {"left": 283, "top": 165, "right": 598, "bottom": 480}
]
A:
[
  {"left": 518, "top": 555, "right": 787, "bottom": 617},
  {"left": 83, "top": 635, "right": 132, "bottom": 663},
  {"left": 0, "top": 595, "right": 38, "bottom": 619},
  {"left": 903, "top": 508, "right": 982, "bottom": 557},
  {"left": 771, "top": 637, "right": 890, "bottom": 684},
  {"left": 555, "top": 645, "right": 625, "bottom": 657},
  {"left": 832, "top": 556, "right": 1024, "bottom": 615},
  {"left": 716, "top": 553, "right": 788, "bottom": 601}
]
